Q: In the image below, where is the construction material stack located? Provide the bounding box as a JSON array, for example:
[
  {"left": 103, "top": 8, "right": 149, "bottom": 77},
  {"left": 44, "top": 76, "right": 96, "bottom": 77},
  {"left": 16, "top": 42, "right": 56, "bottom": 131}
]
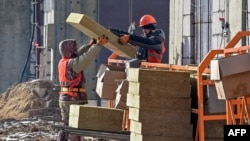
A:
[
  {"left": 69, "top": 105, "right": 124, "bottom": 133},
  {"left": 126, "top": 68, "right": 194, "bottom": 141}
]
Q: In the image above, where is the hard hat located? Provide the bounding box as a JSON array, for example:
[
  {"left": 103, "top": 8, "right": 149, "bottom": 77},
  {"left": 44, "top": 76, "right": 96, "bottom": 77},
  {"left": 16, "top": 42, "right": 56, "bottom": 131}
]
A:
[{"left": 139, "top": 14, "right": 157, "bottom": 27}]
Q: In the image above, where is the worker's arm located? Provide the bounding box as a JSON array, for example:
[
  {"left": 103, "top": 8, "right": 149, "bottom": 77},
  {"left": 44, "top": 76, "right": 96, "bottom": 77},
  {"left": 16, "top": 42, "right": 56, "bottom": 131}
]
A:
[
  {"left": 128, "top": 35, "right": 162, "bottom": 53},
  {"left": 119, "top": 29, "right": 165, "bottom": 53},
  {"left": 70, "top": 44, "right": 101, "bottom": 73},
  {"left": 108, "top": 28, "right": 130, "bottom": 37},
  {"left": 77, "top": 45, "right": 90, "bottom": 54},
  {"left": 77, "top": 38, "right": 97, "bottom": 54},
  {"left": 69, "top": 36, "right": 108, "bottom": 73}
]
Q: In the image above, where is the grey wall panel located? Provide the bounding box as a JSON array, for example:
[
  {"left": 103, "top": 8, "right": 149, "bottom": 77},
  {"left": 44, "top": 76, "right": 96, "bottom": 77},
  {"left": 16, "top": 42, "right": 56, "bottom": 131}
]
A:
[
  {"left": 194, "top": 0, "right": 212, "bottom": 63},
  {"left": 81, "top": 0, "right": 99, "bottom": 100},
  {"left": 98, "top": 0, "right": 130, "bottom": 65},
  {"left": 183, "top": 4, "right": 195, "bottom": 65},
  {"left": 211, "top": 0, "right": 227, "bottom": 50},
  {"left": 0, "top": 0, "right": 31, "bottom": 93},
  {"left": 182, "top": 36, "right": 194, "bottom": 64},
  {"left": 229, "top": 0, "right": 242, "bottom": 44}
]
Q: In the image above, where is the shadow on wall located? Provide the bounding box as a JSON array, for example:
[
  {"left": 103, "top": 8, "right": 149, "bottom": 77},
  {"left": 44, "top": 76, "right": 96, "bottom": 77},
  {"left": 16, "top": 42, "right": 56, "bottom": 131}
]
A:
[{"left": 182, "top": 36, "right": 194, "bottom": 65}]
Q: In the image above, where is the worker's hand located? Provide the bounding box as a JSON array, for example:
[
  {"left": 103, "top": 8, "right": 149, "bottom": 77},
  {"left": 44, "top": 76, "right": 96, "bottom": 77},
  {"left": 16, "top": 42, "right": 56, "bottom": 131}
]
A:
[
  {"left": 118, "top": 34, "right": 130, "bottom": 45},
  {"left": 88, "top": 38, "right": 97, "bottom": 46},
  {"left": 97, "top": 35, "right": 109, "bottom": 46}
]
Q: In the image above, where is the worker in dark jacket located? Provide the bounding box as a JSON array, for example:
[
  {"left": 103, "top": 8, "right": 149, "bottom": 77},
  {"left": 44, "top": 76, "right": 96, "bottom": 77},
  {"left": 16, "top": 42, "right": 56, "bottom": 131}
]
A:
[
  {"left": 119, "top": 14, "right": 166, "bottom": 63},
  {"left": 57, "top": 35, "right": 108, "bottom": 141}
]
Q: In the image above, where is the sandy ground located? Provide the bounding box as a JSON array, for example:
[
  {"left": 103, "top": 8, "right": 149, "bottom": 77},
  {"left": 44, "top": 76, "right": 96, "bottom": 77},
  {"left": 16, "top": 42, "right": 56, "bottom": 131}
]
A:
[{"left": 0, "top": 80, "right": 61, "bottom": 140}]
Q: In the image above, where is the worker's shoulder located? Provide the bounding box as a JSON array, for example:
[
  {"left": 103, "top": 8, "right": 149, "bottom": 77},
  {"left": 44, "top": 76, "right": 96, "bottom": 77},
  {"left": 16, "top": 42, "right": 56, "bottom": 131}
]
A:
[
  {"left": 153, "top": 29, "right": 165, "bottom": 40},
  {"left": 154, "top": 29, "right": 165, "bottom": 35}
]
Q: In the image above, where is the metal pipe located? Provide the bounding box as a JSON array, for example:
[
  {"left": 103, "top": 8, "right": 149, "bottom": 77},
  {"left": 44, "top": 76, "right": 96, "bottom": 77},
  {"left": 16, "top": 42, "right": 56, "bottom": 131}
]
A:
[
  {"left": 225, "top": 0, "right": 230, "bottom": 42},
  {"left": 96, "top": 0, "right": 101, "bottom": 107},
  {"left": 34, "top": 0, "right": 41, "bottom": 79},
  {"left": 54, "top": 0, "right": 61, "bottom": 83},
  {"left": 19, "top": 0, "right": 36, "bottom": 82}
]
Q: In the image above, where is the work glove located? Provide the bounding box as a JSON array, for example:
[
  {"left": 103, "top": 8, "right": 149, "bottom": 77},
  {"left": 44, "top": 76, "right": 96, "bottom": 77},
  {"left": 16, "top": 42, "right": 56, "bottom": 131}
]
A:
[
  {"left": 97, "top": 35, "right": 109, "bottom": 46},
  {"left": 88, "top": 38, "right": 97, "bottom": 46},
  {"left": 119, "top": 34, "right": 130, "bottom": 45}
]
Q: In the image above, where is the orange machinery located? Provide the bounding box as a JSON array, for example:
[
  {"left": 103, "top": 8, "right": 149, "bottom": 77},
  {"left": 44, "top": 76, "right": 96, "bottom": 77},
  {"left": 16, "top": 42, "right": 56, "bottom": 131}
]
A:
[
  {"left": 107, "top": 31, "right": 250, "bottom": 140},
  {"left": 195, "top": 31, "right": 250, "bottom": 141}
]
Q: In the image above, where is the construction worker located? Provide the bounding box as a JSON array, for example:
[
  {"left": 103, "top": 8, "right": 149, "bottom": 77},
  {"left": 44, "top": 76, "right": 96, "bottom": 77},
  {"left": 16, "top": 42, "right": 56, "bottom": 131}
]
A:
[
  {"left": 119, "top": 14, "right": 166, "bottom": 63},
  {"left": 57, "top": 35, "right": 108, "bottom": 141}
]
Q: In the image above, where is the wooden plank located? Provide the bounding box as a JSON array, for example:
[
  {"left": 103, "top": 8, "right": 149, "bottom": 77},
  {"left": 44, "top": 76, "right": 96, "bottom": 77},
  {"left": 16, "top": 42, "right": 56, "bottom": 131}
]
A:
[
  {"left": 128, "top": 81, "right": 191, "bottom": 98},
  {"left": 130, "top": 132, "right": 194, "bottom": 141},
  {"left": 69, "top": 105, "right": 124, "bottom": 132},
  {"left": 129, "top": 107, "right": 191, "bottom": 123},
  {"left": 126, "top": 93, "right": 191, "bottom": 110},
  {"left": 130, "top": 119, "right": 193, "bottom": 137},
  {"left": 66, "top": 13, "right": 136, "bottom": 58}
]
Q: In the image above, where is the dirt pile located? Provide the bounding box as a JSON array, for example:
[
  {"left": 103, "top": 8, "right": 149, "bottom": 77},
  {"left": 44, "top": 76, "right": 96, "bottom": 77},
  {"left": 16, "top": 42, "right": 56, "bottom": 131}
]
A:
[{"left": 0, "top": 79, "right": 60, "bottom": 120}]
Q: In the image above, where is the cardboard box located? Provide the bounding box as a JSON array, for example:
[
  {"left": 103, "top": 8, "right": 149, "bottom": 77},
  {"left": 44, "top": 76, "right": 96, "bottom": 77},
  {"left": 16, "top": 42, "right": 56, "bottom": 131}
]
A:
[
  {"left": 213, "top": 53, "right": 250, "bottom": 99},
  {"left": 114, "top": 79, "right": 128, "bottom": 109},
  {"left": 96, "top": 64, "right": 126, "bottom": 99}
]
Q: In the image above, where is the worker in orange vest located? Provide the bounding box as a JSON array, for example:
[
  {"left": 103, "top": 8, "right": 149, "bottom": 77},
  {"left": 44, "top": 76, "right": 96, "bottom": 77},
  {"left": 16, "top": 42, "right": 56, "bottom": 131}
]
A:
[
  {"left": 119, "top": 14, "right": 166, "bottom": 63},
  {"left": 57, "top": 35, "right": 108, "bottom": 141}
]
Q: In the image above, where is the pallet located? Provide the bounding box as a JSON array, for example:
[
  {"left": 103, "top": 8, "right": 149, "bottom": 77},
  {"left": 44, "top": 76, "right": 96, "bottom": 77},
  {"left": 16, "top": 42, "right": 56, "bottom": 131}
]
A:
[{"left": 53, "top": 125, "right": 130, "bottom": 140}]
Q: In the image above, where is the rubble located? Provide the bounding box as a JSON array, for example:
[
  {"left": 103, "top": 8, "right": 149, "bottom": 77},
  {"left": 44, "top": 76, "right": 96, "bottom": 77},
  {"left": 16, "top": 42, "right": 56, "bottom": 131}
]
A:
[
  {"left": 0, "top": 79, "right": 60, "bottom": 120},
  {"left": 0, "top": 79, "right": 61, "bottom": 141},
  {"left": 0, "top": 117, "right": 58, "bottom": 141}
]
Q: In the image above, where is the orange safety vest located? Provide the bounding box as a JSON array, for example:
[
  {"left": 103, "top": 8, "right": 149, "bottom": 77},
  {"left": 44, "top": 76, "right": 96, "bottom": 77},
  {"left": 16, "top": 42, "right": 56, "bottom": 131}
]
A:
[
  {"left": 147, "top": 42, "right": 166, "bottom": 63},
  {"left": 58, "top": 58, "right": 83, "bottom": 97}
]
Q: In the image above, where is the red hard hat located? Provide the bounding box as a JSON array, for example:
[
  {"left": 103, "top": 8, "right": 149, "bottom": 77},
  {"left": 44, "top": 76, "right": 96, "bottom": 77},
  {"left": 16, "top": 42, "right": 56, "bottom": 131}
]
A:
[{"left": 139, "top": 14, "right": 157, "bottom": 27}]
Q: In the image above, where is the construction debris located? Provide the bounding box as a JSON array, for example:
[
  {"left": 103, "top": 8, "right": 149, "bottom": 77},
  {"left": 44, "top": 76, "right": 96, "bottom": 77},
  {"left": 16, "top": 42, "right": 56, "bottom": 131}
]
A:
[
  {"left": 0, "top": 79, "right": 60, "bottom": 120},
  {"left": 0, "top": 79, "right": 61, "bottom": 140}
]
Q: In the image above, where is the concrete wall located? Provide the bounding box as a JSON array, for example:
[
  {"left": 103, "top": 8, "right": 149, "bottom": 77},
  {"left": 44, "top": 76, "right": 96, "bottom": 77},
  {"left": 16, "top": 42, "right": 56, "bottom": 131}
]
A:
[
  {"left": 228, "top": 0, "right": 243, "bottom": 43},
  {"left": 169, "top": 0, "right": 249, "bottom": 65},
  {"left": 0, "top": 1, "right": 31, "bottom": 93},
  {"left": 169, "top": 0, "right": 184, "bottom": 65},
  {"left": 211, "top": 0, "right": 226, "bottom": 50}
]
